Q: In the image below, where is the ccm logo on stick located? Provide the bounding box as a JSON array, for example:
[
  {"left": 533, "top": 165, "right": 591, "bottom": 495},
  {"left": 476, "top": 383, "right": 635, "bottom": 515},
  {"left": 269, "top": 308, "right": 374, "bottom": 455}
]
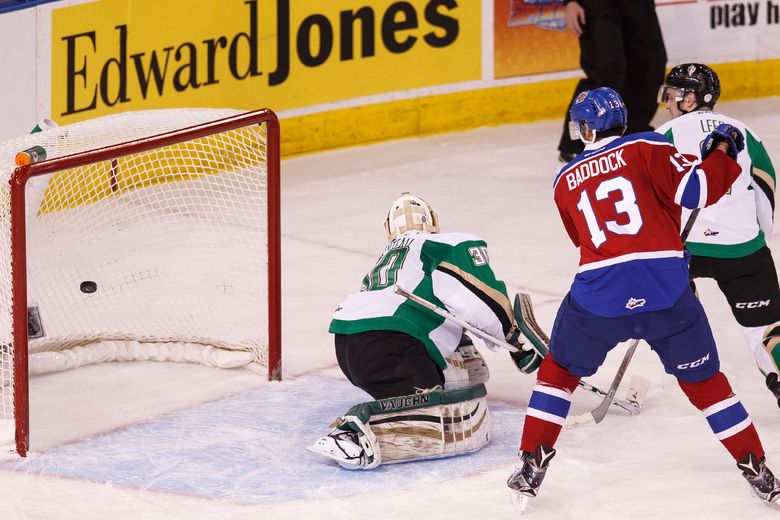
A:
[
  {"left": 735, "top": 300, "right": 771, "bottom": 309},
  {"left": 677, "top": 353, "right": 711, "bottom": 370}
]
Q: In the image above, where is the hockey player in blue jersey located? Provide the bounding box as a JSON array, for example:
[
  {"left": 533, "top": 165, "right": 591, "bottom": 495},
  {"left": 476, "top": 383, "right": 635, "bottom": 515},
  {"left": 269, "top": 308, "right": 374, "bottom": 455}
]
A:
[{"left": 507, "top": 87, "right": 780, "bottom": 510}]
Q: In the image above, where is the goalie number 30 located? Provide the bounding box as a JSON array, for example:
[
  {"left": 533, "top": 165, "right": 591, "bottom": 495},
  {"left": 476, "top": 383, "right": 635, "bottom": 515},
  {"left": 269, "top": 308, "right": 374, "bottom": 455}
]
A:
[
  {"left": 576, "top": 176, "right": 643, "bottom": 248},
  {"left": 364, "top": 247, "right": 408, "bottom": 291}
]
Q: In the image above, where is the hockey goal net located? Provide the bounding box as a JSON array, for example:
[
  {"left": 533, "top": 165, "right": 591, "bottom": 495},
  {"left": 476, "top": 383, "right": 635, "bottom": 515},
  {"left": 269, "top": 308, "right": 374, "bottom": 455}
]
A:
[{"left": 0, "top": 108, "right": 281, "bottom": 456}]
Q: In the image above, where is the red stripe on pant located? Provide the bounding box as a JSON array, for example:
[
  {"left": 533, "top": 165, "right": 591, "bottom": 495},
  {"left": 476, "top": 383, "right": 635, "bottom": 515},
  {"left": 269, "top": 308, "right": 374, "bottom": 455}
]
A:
[
  {"left": 520, "top": 354, "right": 580, "bottom": 453},
  {"left": 678, "top": 371, "right": 764, "bottom": 461}
]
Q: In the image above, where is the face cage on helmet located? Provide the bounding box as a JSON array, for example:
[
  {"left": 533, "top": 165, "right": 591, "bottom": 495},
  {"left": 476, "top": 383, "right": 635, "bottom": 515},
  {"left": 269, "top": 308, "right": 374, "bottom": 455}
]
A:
[
  {"left": 568, "top": 120, "right": 597, "bottom": 144},
  {"left": 383, "top": 200, "right": 440, "bottom": 241}
]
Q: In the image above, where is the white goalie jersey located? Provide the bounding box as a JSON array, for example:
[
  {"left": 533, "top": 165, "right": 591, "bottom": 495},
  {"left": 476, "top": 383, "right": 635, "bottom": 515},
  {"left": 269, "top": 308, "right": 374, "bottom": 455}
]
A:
[{"left": 329, "top": 230, "right": 514, "bottom": 368}]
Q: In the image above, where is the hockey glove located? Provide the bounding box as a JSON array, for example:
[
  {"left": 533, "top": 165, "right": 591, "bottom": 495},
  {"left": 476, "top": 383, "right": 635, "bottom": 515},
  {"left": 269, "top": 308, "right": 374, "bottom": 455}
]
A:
[
  {"left": 701, "top": 123, "right": 745, "bottom": 160},
  {"left": 506, "top": 326, "right": 522, "bottom": 347},
  {"left": 505, "top": 325, "right": 541, "bottom": 374},
  {"left": 510, "top": 347, "right": 543, "bottom": 375}
]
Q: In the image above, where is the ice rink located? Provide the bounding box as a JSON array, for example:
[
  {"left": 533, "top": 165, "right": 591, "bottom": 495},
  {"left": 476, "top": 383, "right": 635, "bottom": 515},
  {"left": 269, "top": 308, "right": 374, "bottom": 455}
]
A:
[{"left": 2, "top": 97, "right": 780, "bottom": 519}]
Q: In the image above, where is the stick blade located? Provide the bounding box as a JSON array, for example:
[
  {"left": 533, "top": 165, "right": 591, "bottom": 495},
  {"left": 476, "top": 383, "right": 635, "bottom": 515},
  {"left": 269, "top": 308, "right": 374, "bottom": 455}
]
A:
[
  {"left": 564, "top": 412, "right": 597, "bottom": 430},
  {"left": 625, "top": 374, "right": 650, "bottom": 413}
]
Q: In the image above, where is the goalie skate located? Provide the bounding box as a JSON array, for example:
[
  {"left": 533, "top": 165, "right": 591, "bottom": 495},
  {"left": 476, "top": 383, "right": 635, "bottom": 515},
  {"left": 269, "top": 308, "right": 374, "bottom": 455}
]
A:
[
  {"left": 306, "top": 415, "right": 381, "bottom": 470},
  {"left": 306, "top": 430, "right": 374, "bottom": 469},
  {"left": 738, "top": 452, "right": 780, "bottom": 506}
]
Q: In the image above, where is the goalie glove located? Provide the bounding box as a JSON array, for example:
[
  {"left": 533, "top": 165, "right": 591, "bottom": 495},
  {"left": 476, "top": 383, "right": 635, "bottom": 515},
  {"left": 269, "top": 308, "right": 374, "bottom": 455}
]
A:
[
  {"left": 509, "top": 294, "right": 550, "bottom": 375},
  {"left": 701, "top": 123, "right": 745, "bottom": 160},
  {"left": 506, "top": 325, "right": 543, "bottom": 375},
  {"left": 510, "top": 347, "right": 543, "bottom": 375}
]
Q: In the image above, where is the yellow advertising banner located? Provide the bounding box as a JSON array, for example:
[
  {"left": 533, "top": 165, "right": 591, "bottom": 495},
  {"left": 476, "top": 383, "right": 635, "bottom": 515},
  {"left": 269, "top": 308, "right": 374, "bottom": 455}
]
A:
[
  {"left": 494, "top": 0, "right": 578, "bottom": 78},
  {"left": 51, "top": 0, "right": 481, "bottom": 123}
]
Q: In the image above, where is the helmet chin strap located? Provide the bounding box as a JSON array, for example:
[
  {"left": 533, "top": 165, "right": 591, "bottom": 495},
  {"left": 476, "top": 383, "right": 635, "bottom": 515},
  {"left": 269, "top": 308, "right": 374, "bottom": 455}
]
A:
[
  {"left": 675, "top": 90, "right": 703, "bottom": 114},
  {"left": 676, "top": 101, "right": 695, "bottom": 114},
  {"left": 580, "top": 129, "right": 597, "bottom": 145}
]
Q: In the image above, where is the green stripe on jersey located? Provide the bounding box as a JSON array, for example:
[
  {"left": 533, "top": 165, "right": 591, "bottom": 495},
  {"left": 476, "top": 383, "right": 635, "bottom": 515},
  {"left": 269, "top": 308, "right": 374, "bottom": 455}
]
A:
[{"left": 686, "top": 232, "right": 766, "bottom": 258}]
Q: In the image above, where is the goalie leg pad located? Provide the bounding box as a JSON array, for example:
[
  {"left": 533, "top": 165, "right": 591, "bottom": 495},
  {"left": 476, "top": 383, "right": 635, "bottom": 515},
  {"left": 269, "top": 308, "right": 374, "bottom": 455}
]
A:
[
  {"left": 370, "top": 384, "right": 491, "bottom": 464},
  {"left": 443, "top": 334, "right": 489, "bottom": 388},
  {"left": 308, "top": 384, "right": 491, "bottom": 469}
]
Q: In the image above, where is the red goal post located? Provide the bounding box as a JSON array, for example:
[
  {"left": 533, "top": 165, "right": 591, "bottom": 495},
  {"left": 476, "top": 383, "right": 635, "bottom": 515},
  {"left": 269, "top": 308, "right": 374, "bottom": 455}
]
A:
[{"left": 2, "top": 108, "right": 281, "bottom": 456}]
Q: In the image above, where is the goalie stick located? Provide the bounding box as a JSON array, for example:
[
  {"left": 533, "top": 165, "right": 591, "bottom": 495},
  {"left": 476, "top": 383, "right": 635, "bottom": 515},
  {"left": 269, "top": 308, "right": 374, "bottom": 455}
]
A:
[
  {"left": 393, "top": 285, "right": 522, "bottom": 353},
  {"left": 392, "top": 285, "right": 640, "bottom": 413}
]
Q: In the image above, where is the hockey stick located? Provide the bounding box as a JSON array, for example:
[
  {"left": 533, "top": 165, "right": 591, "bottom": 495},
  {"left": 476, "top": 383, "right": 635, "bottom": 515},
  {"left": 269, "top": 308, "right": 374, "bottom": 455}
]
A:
[
  {"left": 392, "top": 285, "right": 640, "bottom": 413},
  {"left": 566, "top": 208, "right": 703, "bottom": 427},
  {"left": 681, "top": 208, "right": 700, "bottom": 243},
  {"left": 515, "top": 292, "right": 644, "bottom": 417},
  {"left": 565, "top": 339, "right": 641, "bottom": 428}
]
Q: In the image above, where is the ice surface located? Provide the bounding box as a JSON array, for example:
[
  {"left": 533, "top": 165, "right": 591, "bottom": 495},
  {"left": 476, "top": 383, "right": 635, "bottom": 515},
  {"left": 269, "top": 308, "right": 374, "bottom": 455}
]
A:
[{"left": 1, "top": 97, "right": 780, "bottom": 519}]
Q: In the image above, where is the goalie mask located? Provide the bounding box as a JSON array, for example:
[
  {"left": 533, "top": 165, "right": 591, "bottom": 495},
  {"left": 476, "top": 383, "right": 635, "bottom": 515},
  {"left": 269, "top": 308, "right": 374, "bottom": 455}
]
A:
[{"left": 384, "top": 193, "right": 440, "bottom": 241}]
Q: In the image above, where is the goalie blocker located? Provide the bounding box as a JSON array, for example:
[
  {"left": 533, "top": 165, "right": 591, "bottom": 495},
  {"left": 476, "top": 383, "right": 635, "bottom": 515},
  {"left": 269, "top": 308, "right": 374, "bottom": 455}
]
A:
[{"left": 307, "top": 384, "right": 491, "bottom": 469}]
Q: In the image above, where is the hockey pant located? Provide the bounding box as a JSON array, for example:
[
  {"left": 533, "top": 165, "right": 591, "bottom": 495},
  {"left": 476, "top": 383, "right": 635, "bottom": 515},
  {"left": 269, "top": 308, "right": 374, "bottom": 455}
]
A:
[
  {"left": 521, "top": 355, "right": 764, "bottom": 462},
  {"left": 690, "top": 248, "right": 780, "bottom": 375}
]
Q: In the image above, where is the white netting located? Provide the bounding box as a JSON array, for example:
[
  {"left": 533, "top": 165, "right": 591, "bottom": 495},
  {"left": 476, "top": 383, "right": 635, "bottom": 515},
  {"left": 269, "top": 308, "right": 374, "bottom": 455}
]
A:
[{"left": 0, "top": 108, "right": 271, "bottom": 428}]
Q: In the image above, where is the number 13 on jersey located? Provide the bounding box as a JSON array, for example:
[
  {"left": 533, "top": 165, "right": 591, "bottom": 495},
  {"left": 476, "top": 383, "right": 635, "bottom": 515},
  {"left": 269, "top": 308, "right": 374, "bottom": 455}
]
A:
[{"left": 575, "top": 176, "right": 643, "bottom": 248}]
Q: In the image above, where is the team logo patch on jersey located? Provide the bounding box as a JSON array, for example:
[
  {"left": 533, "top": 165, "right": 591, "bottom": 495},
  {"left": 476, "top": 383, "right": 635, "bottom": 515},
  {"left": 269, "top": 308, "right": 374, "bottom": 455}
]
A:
[
  {"left": 704, "top": 228, "right": 720, "bottom": 236},
  {"left": 625, "top": 298, "right": 646, "bottom": 310}
]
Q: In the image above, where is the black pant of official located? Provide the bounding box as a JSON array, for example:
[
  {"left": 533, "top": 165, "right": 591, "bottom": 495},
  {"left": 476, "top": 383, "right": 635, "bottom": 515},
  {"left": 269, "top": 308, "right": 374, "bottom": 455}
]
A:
[
  {"left": 558, "top": 0, "right": 667, "bottom": 156},
  {"left": 334, "top": 330, "right": 445, "bottom": 400}
]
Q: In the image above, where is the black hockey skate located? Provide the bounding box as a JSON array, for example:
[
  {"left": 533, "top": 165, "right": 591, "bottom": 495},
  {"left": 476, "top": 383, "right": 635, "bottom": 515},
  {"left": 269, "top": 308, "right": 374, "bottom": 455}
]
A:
[
  {"left": 765, "top": 372, "right": 780, "bottom": 408},
  {"left": 507, "top": 445, "right": 556, "bottom": 497},
  {"left": 737, "top": 452, "right": 780, "bottom": 505}
]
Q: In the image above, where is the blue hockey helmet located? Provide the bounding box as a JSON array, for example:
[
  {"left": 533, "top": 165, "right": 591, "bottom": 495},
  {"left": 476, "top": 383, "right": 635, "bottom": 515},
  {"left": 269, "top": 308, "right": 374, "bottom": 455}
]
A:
[{"left": 569, "top": 87, "right": 628, "bottom": 143}]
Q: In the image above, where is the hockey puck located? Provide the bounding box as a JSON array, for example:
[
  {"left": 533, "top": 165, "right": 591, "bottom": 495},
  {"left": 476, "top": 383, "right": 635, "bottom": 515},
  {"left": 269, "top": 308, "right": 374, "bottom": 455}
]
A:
[{"left": 80, "top": 281, "right": 97, "bottom": 294}]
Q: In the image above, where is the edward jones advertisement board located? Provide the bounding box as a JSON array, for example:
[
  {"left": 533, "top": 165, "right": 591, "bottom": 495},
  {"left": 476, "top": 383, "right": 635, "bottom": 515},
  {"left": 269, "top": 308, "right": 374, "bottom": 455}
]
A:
[{"left": 50, "top": 0, "right": 481, "bottom": 123}]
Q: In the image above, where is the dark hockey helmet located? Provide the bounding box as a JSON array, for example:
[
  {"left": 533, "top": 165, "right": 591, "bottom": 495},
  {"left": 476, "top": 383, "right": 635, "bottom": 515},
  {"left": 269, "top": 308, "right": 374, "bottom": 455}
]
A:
[
  {"left": 658, "top": 63, "right": 721, "bottom": 108},
  {"left": 569, "top": 87, "right": 627, "bottom": 143}
]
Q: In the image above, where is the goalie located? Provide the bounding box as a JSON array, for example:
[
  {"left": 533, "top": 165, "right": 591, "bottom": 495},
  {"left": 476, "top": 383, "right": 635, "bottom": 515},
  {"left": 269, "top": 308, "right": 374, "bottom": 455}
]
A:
[{"left": 307, "top": 193, "right": 544, "bottom": 469}]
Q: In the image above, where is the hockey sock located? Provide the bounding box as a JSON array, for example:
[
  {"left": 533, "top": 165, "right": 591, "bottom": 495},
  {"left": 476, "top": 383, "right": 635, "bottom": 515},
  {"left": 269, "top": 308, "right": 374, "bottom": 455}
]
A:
[
  {"left": 678, "top": 371, "right": 764, "bottom": 461},
  {"left": 520, "top": 355, "right": 580, "bottom": 453}
]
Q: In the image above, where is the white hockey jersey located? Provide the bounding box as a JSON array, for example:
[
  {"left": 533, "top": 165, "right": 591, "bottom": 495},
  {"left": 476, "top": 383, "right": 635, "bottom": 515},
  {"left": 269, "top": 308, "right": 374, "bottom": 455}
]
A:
[
  {"left": 656, "top": 110, "right": 776, "bottom": 258},
  {"left": 329, "top": 231, "right": 513, "bottom": 369}
]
